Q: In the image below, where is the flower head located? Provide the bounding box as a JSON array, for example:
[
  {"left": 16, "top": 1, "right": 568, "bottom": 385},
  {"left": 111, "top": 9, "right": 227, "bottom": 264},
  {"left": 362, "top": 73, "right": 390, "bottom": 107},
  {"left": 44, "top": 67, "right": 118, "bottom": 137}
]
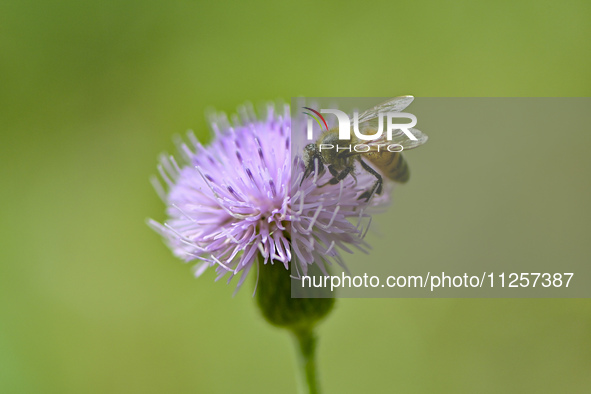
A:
[{"left": 149, "top": 102, "right": 391, "bottom": 289}]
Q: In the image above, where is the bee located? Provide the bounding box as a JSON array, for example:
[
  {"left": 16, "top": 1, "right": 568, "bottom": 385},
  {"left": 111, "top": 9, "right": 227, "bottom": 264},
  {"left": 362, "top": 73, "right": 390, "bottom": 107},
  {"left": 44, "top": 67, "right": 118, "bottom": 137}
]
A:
[{"left": 302, "top": 96, "right": 428, "bottom": 201}]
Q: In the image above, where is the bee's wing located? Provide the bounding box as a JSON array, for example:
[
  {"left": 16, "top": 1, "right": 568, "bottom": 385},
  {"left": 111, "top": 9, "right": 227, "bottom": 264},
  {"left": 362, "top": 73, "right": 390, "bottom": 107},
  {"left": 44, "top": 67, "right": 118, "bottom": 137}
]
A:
[
  {"left": 392, "top": 127, "right": 428, "bottom": 150},
  {"left": 355, "top": 96, "right": 414, "bottom": 124},
  {"left": 341, "top": 128, "right": 428, "bottom": 159},
  {"left": 363, "top": 127, "right": 428, "bottom": 150},
  {"left": 343, "top": 96, "right": 427, "bottom": 154}
]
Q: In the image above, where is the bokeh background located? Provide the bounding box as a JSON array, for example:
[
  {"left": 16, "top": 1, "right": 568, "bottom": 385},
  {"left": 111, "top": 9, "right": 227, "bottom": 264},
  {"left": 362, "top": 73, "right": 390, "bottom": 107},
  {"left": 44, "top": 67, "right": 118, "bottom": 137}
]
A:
[{"left": 1, "top": 1, "right": 590, "bottom": 393}]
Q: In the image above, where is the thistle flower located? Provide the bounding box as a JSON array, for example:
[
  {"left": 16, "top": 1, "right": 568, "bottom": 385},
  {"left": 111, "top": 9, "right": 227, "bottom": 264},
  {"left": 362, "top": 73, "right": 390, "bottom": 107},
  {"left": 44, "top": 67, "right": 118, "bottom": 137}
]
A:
[
  {"left": 149, "top": 101, "right": 401, "bottom": 394},
  {"left": 148, "top": 102, "right": 391, "bottom": 290}
]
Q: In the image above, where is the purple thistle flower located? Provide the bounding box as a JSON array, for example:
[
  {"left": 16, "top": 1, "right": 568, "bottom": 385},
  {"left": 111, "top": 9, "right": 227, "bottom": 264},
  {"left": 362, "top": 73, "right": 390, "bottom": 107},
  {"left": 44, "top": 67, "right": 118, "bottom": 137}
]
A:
[{"left": 148, "top": 102, "right": 391, "bottom": 290}]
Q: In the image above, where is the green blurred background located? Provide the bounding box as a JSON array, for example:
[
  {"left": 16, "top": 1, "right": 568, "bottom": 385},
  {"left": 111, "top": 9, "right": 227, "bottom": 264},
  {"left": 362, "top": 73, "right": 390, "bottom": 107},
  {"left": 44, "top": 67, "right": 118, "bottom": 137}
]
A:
[{"left": 1, "top": 1, "right": 590, "bottom": 393}]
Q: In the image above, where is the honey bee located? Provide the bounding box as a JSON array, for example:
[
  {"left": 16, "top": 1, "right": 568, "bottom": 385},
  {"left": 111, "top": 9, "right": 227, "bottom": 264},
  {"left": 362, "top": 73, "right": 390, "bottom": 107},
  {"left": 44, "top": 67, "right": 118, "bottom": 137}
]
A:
[{"left": 302, "top": 96, "right": 428, "bottom": 201}]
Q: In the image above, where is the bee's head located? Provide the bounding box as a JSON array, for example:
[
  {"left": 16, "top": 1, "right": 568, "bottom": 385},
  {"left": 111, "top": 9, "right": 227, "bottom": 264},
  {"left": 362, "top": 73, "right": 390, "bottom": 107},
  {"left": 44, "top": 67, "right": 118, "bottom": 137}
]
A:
[
  {"left": 303, "top": 143, "right": 317, "bottom": 167},
  {"left": 302, "top": 143, "right": 325, "bottom": 182}
]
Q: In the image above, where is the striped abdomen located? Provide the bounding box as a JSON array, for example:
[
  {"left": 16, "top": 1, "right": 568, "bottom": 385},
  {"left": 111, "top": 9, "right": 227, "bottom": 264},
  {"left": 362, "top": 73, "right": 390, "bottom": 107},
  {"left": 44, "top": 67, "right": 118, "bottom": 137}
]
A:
[{"left": 365, "top": 152, "right": 410, "bottom": 183}]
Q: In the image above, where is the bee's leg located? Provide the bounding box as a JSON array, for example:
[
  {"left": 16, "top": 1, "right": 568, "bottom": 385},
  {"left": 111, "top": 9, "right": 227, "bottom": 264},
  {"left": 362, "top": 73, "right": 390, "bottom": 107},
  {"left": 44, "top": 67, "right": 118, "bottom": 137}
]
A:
[
  {"left": 327, "top": 165, "right": 339, "bottom": 177},
  {"left": 301, "top": 156, "right": 325, "bottom": 185},
  {"left": 316, "top": 157, "right": 325, "bottom": 174},
  {"left": 328, "top": 165, "right": 353, "bottom": 185},
  {"left": 319, "top": 165, "right": 353, "bottom": 187},
  {"left": 358, "top": 159, "right": 383, "bottom": 201}
]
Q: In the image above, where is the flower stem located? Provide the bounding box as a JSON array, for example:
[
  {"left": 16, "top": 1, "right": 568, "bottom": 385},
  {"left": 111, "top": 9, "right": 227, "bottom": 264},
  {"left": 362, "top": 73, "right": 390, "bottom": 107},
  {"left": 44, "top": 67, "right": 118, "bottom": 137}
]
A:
[
  {"left": 254, "top": 261, "right": 332, "bottom": 393},
  {"left": 292, "top": 327, "right": 321, "bottom": 394}
]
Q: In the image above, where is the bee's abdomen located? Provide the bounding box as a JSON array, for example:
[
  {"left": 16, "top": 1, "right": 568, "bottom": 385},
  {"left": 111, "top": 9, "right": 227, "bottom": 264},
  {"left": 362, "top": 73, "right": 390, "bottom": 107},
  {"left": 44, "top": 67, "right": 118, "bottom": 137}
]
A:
[{"left": 367, "top": 152, "right": 410, "bottom": 183}]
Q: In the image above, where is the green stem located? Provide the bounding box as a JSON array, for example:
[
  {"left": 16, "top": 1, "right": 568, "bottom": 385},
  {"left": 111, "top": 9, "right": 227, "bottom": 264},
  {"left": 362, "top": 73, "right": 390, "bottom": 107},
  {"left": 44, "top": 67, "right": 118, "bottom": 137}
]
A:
[
  {"left": 292, "top": 327, "right": 320, "bottom": 394},
  {"left": 254, "top": 261, "right": 332, "bottom": 393}
]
